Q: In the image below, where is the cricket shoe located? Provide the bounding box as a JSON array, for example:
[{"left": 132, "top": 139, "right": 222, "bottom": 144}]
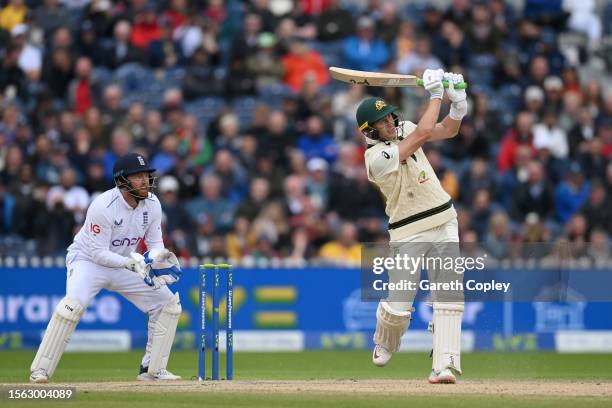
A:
[
  {"left": 30, "top": 368, "right": 49, "bottom": 383},
  {"left": 372, "top": 344, "right": 393, "bottom": 367},
  {"left": 137, "top": 365, "right": 181, "bottom": 381},
  {"left": 428, "top": 368, "right": 457, "bottom": 384}
]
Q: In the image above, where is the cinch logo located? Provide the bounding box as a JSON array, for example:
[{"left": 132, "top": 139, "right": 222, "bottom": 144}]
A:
[{"left": 111, "top": 237, "right": 143, "bottom": 247}]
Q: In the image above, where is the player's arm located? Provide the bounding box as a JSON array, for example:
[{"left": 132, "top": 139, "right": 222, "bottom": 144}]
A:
[
  {"left": 397, "top": 99, "right": 441, "bottom": 161},
  {"left": 429, "top": 72, "right": 467, "bottom": 141},
  {"left": 429, "top": 115, "right": 461, "bottom": 141},
  {"left": 82, "top": 207, "right": 131, "bottom": 268},
  {"left": 397, "top": 68, "right": 445, "bottom": 161}
]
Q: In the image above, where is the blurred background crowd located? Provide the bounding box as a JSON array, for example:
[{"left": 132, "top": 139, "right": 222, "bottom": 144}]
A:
[{"left": 0, "top": 0, "right": 610, "bottom": 264}]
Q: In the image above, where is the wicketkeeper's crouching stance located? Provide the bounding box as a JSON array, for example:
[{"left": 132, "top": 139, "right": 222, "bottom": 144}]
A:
[
  {"left": 30, "top": 153, "right": 183, "bottom": 383},
  {"left": 358, "top": 69, "right": 468, "bottom": 383}
]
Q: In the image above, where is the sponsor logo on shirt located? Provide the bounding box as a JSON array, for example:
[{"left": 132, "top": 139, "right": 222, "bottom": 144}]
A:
[
  {"left": 90, "top": 223, "right": 101, "bottom": 235},
  {"left": 418, "top": 170, "right": 430, "bottom": 184},
  {"left": 111, "top": 237, "right": 143, "bottom": 247},
  {"left": 143, "top": 212, "right": 149, "bottom": 228}
]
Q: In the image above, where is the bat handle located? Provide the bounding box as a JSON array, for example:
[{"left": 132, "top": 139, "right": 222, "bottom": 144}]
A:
[{"left": 416, "top": 79, "right": 468, "bottom": 90}]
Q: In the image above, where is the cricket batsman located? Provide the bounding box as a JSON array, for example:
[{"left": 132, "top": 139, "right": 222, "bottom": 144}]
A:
[
  {"left": 30, "top": 153, "right": 183, "bottom": 382},
  {"left": 358, "top": 69, "right": 468, "bottom": 383}
]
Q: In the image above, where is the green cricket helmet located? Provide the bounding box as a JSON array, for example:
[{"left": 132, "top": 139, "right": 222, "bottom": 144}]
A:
[{"left": 356, "top": 97, "right": 400, "bottom": 144}]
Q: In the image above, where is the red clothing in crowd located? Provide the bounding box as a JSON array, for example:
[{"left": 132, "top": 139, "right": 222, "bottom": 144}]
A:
[
  {"left": 496, "top": 128, "right": 536, "bottom": 172},
  {"left": 74, "top": 79, "right": 93, "bottom": 115},
  {"left": 282, "top": 50, "right": 329, "bottom": 92},
  {"left": 131, "top": 21, "right": 162, "bottom": 49},
  {"left": 300, "top": 0, "right": 331, "bottom": 15},
  {"left": 162, "top": 10, "right": 187, "bottom": 32}
]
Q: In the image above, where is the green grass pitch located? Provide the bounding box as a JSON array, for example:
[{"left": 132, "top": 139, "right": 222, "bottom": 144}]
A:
[{"left": 1, "top": 350, "right": 611, "bottom": 407}]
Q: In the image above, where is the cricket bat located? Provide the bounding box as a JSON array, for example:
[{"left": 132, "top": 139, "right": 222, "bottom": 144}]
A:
[{"left": 329, "top": 67, "right": 468, "bottom": 89}]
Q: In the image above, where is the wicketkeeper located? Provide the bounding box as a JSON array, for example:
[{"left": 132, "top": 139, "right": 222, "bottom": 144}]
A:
[
  {"left": 358, "top": 69, "right": 468, "bottom": 383},
  {"left": 30, "top": 153, "right": 183, "bottom": 382}
]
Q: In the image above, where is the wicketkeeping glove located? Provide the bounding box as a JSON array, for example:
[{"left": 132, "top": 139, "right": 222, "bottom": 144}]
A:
[{"left": 142, "top": 249, "right": 182, "bottom": 289}]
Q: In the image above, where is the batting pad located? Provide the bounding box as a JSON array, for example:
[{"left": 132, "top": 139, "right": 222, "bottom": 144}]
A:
[
  {"left": 31, "top": 297, "right": 85, "bottom": 377},
  {"left": 148, "top": 293, "right": 181, "bottom": 374},
  {"left": 431, "top": 302, "right": 464, "bottom": 373},
  {"left": 373, "top": 301, "right": 412, "bottom": 352}
]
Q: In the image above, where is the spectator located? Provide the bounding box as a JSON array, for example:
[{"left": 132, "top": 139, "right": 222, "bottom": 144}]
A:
[
  {"left": 103, "top": 128, "right": 132, "bottom": 181},
  {"left": 68, "top": 57, "right": 99, "bottom": 115},
  {"left": 12, "top": 24, "right": 43, "bottom": 81},
  {"left": 157, "top": 175, "right": 191, "bottom": 233},
  {"left": 102, "top": 20, "right": 144, "bottom": 68},
  {"left": 34, "top": 0, "right": 71, "bottom": 38},
  {"left": 41, "top": 47, "right": 74, "bottom": 101},
  {"left": 245, "top": 33, "right": 285, "bottom": 93},
  {"left": 319, "top": 222, "right": 361, "bottom": 265},
  {"left": 182, "top": 47, "right": 223, "bottom": 99},
  {"left": 316, "top": 0, "right": 353, "bottom": 42},
  {"left": 187, "top": 174, "right": 234, "bottom": 232},
  {"left": 376, "top": 1, "right": 401, "bottom": 45},
  {"left": 0, "top": 44, "right": 27, "bottom": 101},
  {"left": 459, "top": 157, "right": 495, "bottom": 205},
  {"left": 497, "top": 112, "right": 535, "bottom": 173},
  {"left": 0, "top": 145, "right": 23, "bottom": 187},
  {"left": 483, "top": 211, "right": 512, "bottom": 258},
  {"left": 205, "top": 149, "right": 248, "bottom": 204},
  {"left": 46, "top": 167, "right": 89, "bottom": 224},
  {"left": 0, "top": 181, "right": 16, "bottom": 234},
  {"left": 151, "top": 134, "right": 179, "bottom": 175},
  {"left": 100, "top": 84, "right": 126, "bottom": 134},
  {"left": 580, "top": 180, "right": 611, "bottom": 235},
  {"left": 568, "top": 107, "right": 595, "bottom": 157},
  {"left": 282, "top": 36, "right": 328, "bottom": 93},
  {"left": 396, "top": 35, "right": 443, "bottom": 76},
  {"left": 533, "top": 107, "right": 568, "bottom": 159},
  {"left": 130, "top": 3, "right": 161, "bottom": 50},
  {"left": 470, "top": 189, "right": 493, "bottom": 239},
  {"left": 236, "top": 177, "right": 270, "bottom": 221},
  {"left": 304, "top": 157, "right": 328, "bottom": 210},
  {"left": 555, "top": 162, "right": 590, "bottom": 223},
  {"left": 523, "top": 86, "right": 545, "bottom": 118},
  {"left": 512, "top": 160, "right": 554, "bottom": 222},
  {"left": 342, "top": 16, "right": 390, "bottom": 72},
  {"left": 226, "top": 216, "right": 256, "bottom": 261},
  {"left": 296, "top": 115, "right": 337, "bottom": 163},
  {"left": 0, "top": 0, "right": 27, "bottom": 32}
]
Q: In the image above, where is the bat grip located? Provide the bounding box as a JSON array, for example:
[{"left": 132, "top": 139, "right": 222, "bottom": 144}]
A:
[{"left": 416, "top": 79, "right": 468, "bottom": 90}]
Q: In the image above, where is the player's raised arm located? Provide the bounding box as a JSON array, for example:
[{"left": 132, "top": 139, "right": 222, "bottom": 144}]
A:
[
  {"left": 429, "top": 72, "right": 468, "bottom": 141},
  {"left": 396, "top": 69, "right": 444, "bottom": 161}
]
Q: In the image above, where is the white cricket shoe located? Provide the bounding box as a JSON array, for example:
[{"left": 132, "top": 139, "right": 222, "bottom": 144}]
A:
[
  {"left": 428, "top": 368, "right": 457, "bottom": 384},
  {"left": 372, "top": 344, "right": 393, "bottom": 367},
  {"left": 137, "top": 368, "right": 181, "bottom": 381},
  {"left": 30, "top": 369, "right": 49, "bottom": 383}
]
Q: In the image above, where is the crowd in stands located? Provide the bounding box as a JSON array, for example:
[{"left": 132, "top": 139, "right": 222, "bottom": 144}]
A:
[{"left": 0, "top": 0, "right": 610, "bottom": 264}]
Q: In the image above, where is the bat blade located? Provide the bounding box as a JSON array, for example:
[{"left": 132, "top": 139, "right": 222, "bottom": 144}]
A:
[
  {"left": 329, "top": 67, "right": 419, "bottom": 87},
  {"left": 329, "top": 66, "right": 468, "bottom": 89}
]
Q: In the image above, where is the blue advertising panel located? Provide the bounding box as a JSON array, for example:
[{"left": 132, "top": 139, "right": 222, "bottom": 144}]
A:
[{"left": 2, "top": 267, "right": 612, "bottom": 351}]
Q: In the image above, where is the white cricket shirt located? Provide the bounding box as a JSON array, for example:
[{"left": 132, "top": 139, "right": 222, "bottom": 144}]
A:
[{"left": 67, "top": 187, "right": 164, "bottom": 268}]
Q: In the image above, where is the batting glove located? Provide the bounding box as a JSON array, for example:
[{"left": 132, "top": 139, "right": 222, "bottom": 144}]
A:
[
  {"left": 444, "top": 72, "right": 467, "bottom": 120},
  {"left": 423, "top": 68, "right": 445, "bottom": 100}
]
